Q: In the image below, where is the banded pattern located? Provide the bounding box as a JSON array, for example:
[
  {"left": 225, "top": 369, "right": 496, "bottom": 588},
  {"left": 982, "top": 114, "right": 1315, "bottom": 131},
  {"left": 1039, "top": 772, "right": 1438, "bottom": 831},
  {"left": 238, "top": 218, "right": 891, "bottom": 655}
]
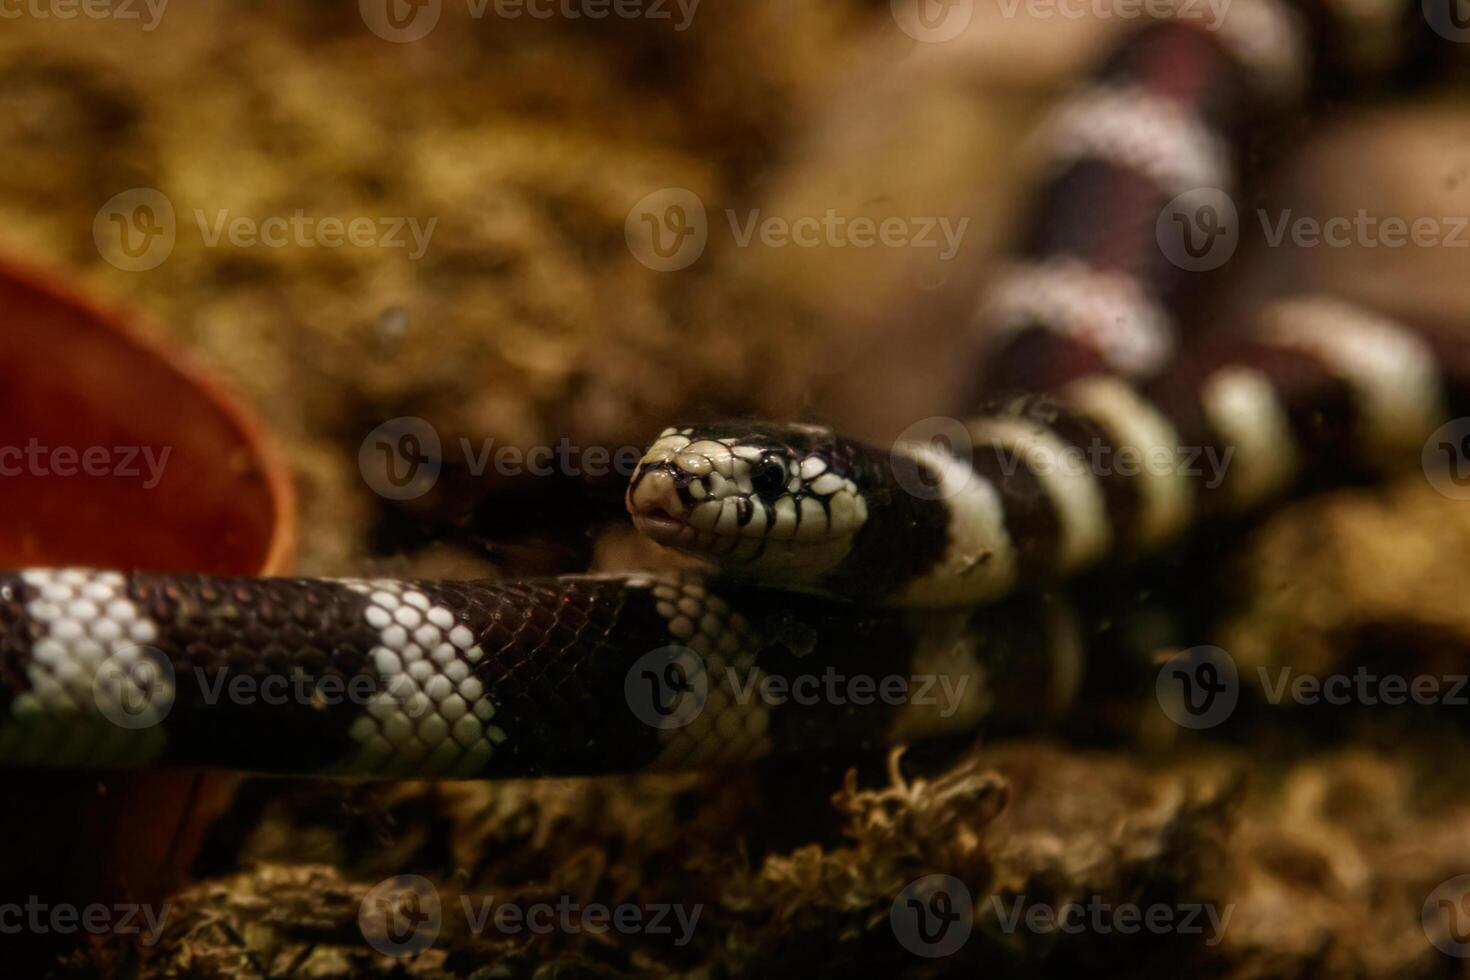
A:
[
  {"left": 0, "top": 569, "right": 1077, "bottom": 777},
  {"left": 633, "top": 298, "right": 1470, "bottom": 607},
  {"left": 913, "top": 298, "right": 1460, "bottom": 603},
  {"left": 0, "top": 570, "right": 169, "bottom": 767},
  {"left": 973, "top": 0, "right": 1456, "bottom": 398},
  {"left": 333, "top": 580, "right": 508, "bottom": 777},
  {"left": 976, "top": 14, "right": 1285, "bottom": 394}
]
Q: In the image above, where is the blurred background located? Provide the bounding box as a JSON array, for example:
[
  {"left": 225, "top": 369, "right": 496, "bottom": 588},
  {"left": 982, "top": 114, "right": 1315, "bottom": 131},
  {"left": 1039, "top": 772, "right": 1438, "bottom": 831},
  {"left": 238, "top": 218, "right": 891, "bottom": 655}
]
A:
[{"left": 7, "top": 0, "right": 1470, "bottom": 975}]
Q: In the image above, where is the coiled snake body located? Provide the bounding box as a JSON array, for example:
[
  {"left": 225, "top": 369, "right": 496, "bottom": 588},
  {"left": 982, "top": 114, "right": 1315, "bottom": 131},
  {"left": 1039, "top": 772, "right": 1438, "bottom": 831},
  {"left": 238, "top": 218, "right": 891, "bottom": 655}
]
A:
[{"left": 4, "top": 0, "right": 1468, "bottom": 778}]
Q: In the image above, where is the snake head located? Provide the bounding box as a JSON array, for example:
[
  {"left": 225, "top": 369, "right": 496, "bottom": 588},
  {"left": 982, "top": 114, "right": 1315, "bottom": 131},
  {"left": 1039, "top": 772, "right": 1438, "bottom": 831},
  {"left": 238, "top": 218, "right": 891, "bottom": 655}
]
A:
[{"left": 626, "top": 422, "right": 870, "bottom": 578}]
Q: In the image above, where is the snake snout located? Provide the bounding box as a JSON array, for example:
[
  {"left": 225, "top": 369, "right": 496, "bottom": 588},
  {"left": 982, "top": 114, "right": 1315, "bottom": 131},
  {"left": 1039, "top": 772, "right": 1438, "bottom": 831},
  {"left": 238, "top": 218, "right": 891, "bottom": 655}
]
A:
[{"left": 626, "top": 463, "right": 692, "bottom": 542}]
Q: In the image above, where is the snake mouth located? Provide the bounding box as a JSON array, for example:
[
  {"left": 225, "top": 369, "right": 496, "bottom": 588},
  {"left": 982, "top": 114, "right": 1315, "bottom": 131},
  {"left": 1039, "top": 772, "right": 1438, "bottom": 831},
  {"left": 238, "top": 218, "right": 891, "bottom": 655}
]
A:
[
  {"left": 632, "top": 510, "right": 748, "bottom": 558},
  {"left": 627, "top": 463, "right": 715, "bottom": 549},
  {"left": 627, "top": 465, "right": 748, "bottom": 555},
  {"left": 630, "top": 510, "right": 688, "bottom": 544}
]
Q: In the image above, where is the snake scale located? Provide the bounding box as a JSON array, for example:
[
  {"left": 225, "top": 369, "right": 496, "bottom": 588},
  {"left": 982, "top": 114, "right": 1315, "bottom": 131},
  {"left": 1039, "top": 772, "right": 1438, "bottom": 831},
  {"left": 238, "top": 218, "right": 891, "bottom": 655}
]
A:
[{"left": 4, "top": 0, "right": 1469, "bottom": 779}]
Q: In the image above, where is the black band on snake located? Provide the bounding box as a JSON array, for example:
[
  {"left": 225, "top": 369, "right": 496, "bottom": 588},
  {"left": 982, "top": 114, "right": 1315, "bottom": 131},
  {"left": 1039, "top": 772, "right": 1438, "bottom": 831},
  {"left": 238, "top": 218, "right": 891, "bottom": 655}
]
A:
[{"left": 4, "top": 0, "right": 1467, "bottom": 779}]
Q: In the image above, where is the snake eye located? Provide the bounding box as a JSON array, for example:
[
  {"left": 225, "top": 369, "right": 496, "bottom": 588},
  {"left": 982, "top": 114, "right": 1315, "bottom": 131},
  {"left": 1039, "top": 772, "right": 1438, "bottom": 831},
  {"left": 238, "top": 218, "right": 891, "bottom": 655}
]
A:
[{"left": 750, "top": 455, "right": 789, "bottom": 502}]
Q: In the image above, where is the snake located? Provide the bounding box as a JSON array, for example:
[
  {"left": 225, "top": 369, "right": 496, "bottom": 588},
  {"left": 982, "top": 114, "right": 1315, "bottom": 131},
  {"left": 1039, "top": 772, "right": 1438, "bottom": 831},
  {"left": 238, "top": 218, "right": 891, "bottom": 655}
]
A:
[
  {"left": 625, "top": 298, "right": 1468, "bottom": 606},
  {"left": 2, "top": 0, "right": 1467, "bottom": 780}
]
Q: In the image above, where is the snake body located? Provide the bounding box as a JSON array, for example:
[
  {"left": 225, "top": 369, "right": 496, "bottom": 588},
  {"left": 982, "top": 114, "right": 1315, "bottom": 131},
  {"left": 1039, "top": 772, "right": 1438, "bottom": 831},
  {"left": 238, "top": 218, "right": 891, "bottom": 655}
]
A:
[
  {"left": 0, "top": 569, "right": 1076, "bottom": 777},
  {"left": 3, "top": 1, "right": 1467, "bottom": 778}
]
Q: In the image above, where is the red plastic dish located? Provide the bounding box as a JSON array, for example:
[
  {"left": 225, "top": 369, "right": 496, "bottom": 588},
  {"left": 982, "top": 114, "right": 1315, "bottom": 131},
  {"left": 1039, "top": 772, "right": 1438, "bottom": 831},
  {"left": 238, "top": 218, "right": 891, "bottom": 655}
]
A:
[{"left": 0, "top": 256, "right": 296, "bottom": 928}]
